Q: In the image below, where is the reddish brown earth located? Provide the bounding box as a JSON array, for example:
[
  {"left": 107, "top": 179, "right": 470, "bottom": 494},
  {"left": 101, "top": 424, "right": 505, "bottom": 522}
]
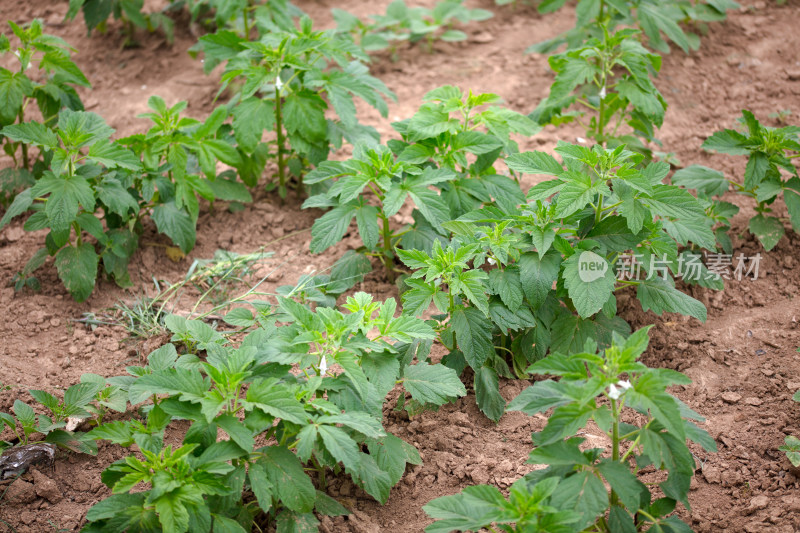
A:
[{"left": 1, "top": 0, "right": 800, "bottom": 532}]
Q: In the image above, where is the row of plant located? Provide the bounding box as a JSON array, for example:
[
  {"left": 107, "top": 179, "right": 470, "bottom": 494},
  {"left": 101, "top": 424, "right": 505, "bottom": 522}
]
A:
[{"left": 2, "top": 1, "right": 799, "bottom": 532}]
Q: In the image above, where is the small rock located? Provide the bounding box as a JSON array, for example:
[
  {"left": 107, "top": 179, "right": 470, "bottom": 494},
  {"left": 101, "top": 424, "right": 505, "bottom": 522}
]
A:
[
  {"left": 786, "top": 69, "right": 800, "bottom": 81},
  {"left": 721, "top": 392, "right": 742, "bottom": 404},
  {"left": 746, "top": 495, "right": 770, "bottom": 514},
  {"left": 4, "top": 226, "right": 25, "bottom": 242},
  {"left": 32, "top": 468, "right": 62, "bottom": 503},
  {"left": 683, "top": 57, "right": 696, "bottom": 68},
  {"left": 745, "top": 397, "right": 763, "bottom": 406},
  {"left": 472, "top": 32, "right": 494, "bottom": 44}
]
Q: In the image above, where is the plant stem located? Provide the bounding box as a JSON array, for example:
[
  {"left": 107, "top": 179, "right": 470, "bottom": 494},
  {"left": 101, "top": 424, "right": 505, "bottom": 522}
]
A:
[
  {"left": 243, "top": 7, "right": 250, "bottom": 37},
  {"left": 275, "top": 85, "right": 286, "bottom": 198},
  {"left": 380, "top": 213, "right": 396, "bottom": 283},
  {"left": 18, "top": 110, "right": 29, "bottom": 170}
]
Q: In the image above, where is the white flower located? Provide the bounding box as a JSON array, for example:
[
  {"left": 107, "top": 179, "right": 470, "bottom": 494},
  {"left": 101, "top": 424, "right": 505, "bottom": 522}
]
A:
[
  {"left": 275, "top": 76, "right": 284, "bottom": 91},
  {"left": 608, "top": 383, "right": 621, "bottom": 400},
  {"left": 487, "top": 257, "right": 496, "bottom": 266},
  {"left": 319, "top": 355, "right": 327, "bottom": 375},
  {"left": 599, "top": 86, "right": 607, "bottom": 99},
  {"left": 608, "top": 380, "right": 632, "bottom": 400},
  {"left": 576, "top": 137, "right": 587, "bottom": 144}
]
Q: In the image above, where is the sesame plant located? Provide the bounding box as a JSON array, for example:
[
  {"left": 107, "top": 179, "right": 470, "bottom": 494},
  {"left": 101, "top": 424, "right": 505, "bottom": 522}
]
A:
[
  {"left": 0, "top": 20, "right": 90, "bottom": 204},
  {"left": 333, "top": 0, "right": 493, "bottom": 57},
  {"left": 196, "top": 15, "right": 395, "bottom": 198},
  {"left": 304, "top": 86, "right": 538, "bottom": 281},
  {"left": 65, "top": 0, "right": 175, "bottom": 47},
  {"left": 528, "top": 0, "right": 738, "bottom": 54},
  {"left": 0, "top": 94, "right": 250, "bottom": 301},
  {"left": 532, "top": 26, "right": 667, "bottom": 158},
  {"left": 424, "top": 326, "right": 717, "bottom": 533},
  {"left": 699, "top": 110, "right": 800, "bottom": 251},
  {"left": 397, "top": 143, "right": 713, "bottom": 420},
  {"left": 84, "top": 292, "right": 464, "bottom": 531},
  {"left": 0, "top": 381, "right": 104, "bottom": 454}
]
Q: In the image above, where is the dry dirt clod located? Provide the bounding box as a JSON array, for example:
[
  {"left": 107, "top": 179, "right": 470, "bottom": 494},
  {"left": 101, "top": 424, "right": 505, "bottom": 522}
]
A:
[
  {"left": 2, "top": 479, "right": 36, "bottom": 504},
  {"left": 32, "top": 468, "right": 62, "bottom": 504},
  {"left": 722, "top": 392, "right": 743, "bottom": 404},
  {"left": 746, "top": 494, "right": 770, "bottom": 514}
]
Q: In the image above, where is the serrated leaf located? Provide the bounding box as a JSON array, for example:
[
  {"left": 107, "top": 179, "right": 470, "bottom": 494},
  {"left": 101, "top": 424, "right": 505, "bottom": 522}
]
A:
[
  {"left": 474, "top": 366, "right": 505, "bottom": 422},
  {"left": 55, "top": 243, "right": 98, "bottom": 302},
  {"left": 748, "top": 214, "right": 784, "bottom": 251},
  {"left": 451, "top": 306, "right": 494, "bottom": 369},
  {"left": 636, "top": 277, "right": 706, "bottom": 322},
  {"left": 260, "top": 446, "right": 316, "bottom": 513},
  {"left": 151, "top": 202, "right": 196, "bottom": 254},
  {"left": 518, "top": 251, "right": 560, "bottom": 309},
  {"left": 309, "top": 204, "right": 357, "bottom": 254},
  {"left": 506, "top": 151, "right": 563, "bottom": 176},
  {"left": 402, "top": 362, "right": 466, "bottom": 405}
]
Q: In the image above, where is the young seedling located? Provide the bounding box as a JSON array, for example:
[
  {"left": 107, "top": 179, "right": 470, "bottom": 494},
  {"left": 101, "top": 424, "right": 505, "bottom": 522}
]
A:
[{"left": 701, "top": 110, "right": 800, "bottom": 251}]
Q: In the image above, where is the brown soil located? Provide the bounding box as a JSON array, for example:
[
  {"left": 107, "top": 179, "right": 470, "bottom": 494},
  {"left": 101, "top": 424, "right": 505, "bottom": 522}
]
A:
[{"left": 1, "top": 0, "right": 800, "bottom": 532}]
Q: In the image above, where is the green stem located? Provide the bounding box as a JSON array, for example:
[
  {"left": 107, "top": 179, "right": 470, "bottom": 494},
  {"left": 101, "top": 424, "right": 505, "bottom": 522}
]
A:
[
  {"left": 275, "top": 85, "right": 286, "bottom": 197},
  {"left": 243, "top": 7, "right": 250, "bottom": 37},
  {"left": 18, "top": 110, "right": 29, "bottom": 170},
  {"left": 380, "top": 213, "right": 396, "bottom": 283}
]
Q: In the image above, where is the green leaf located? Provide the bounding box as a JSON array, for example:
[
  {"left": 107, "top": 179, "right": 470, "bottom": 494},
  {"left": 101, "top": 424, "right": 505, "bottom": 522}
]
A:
[
  {"left": 275, "top": 511, "right": 319, "bottom": 533},
  {"left": 506, "top": 151, "right": 564, "bottom": 176},
  {"left": 31, "top": 173, "right": 95, "bottom": 233},
  {"left": 474, "top": 366, "right": 505, "bottom": 422},
  {"left": 215, "top": 414, "right": 254, "bottom": 452},
  {"left": 151, "top": 202, "right": 196, "bottom": 253},
  {"left": 246, "top": 379, "right": 307, "bottom": 424},
  {"left": 0, "top": 188, "right": 33, "bottom": 230},
  {"left": 518, "top": 251, "right": 560, "bottom": 309},
  {"left": 551, "top": 470, "right": 608, "bottom": 529},
  {"left": 563, "top": 251, "right": 616, "bottom": 318},
  {"left": 319, "top": 425, "right": 361, "bottom": 471},
  {"left": 702, "top": 129, "right": 750, "bottom": 155},
  {"left": 367, "top": 433, "right": 421, "bottom": 486},
  {"left": 309, "top": 204, "right": 356, "bottom": 254},
  {"left": 259, "top": 446, "right": 316, "bottom": 513},
  {"left": 402, "top": 362, "right": 466, "bottom": 405},
  {"left": 342, "top": 454, "right": 390, "bottom": 505},
  {"left": 749, "top": 214, "right": 784, "bottom": 251},
  {"left": 451, "top": 306, "right": 494, "bottom": 369},
  {"left": 87, "top": 141, "right": 141, "bottom": 170},
  {"left": 423, "top": 485, "right": 506, "bottom": 533},
  {"left": 233, "top": 97, "right": 274, "bottom": 152},
  {"left": 596, "top": 459, "right": 647, "bottom": 512},
  {"left": 780, "top": 436, "right": 800, "bottom": 467},
  {"left": 785, "top": 178, "right": 800, "bottom": 233},
  {"left": 488, "top": 267, "right": 523, "bottom": 312},
  {"left": 355, "top": 204, "right": 379, "bottom": 250},
  {"left": 1, "top": 121, "right": 58, "bottom": 149},
  {"left": 671, "top": 165, "right": 728, "bottom": 198},
  {"left": 636, "top": 277, "right": 706, "bottom": 322},
  {"left": 55, "top": 243, "right": 98, "bottom": 302}
]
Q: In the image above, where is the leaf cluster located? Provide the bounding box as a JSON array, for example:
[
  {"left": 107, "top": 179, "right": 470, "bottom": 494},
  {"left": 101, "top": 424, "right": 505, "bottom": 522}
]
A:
[
  {"left": 196, "top": 15, "right": 396, "bottom": 196},
  {"left": 424, "top": 327, "right": 716, "bottom": 533},
  {"left": 83, "top": 292, "right": 464, "bottom": 532},
  {"left": 532, "top": 27, "right": 667, "bottom": 158},
  {"left": 0, "top": 20, "right": 90, "bottom": 202},
  {"left": 333, "top": 0, "right": 493, "bottom": 56},
  {"left": 697, "top": 110, "right": 800, "bottom": 250},
  {"left": 65, "top": 0, "right": 175, "bottom": 47},
  {"left": 528, "top": 0, "right": 739, "bottom": 55}
]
